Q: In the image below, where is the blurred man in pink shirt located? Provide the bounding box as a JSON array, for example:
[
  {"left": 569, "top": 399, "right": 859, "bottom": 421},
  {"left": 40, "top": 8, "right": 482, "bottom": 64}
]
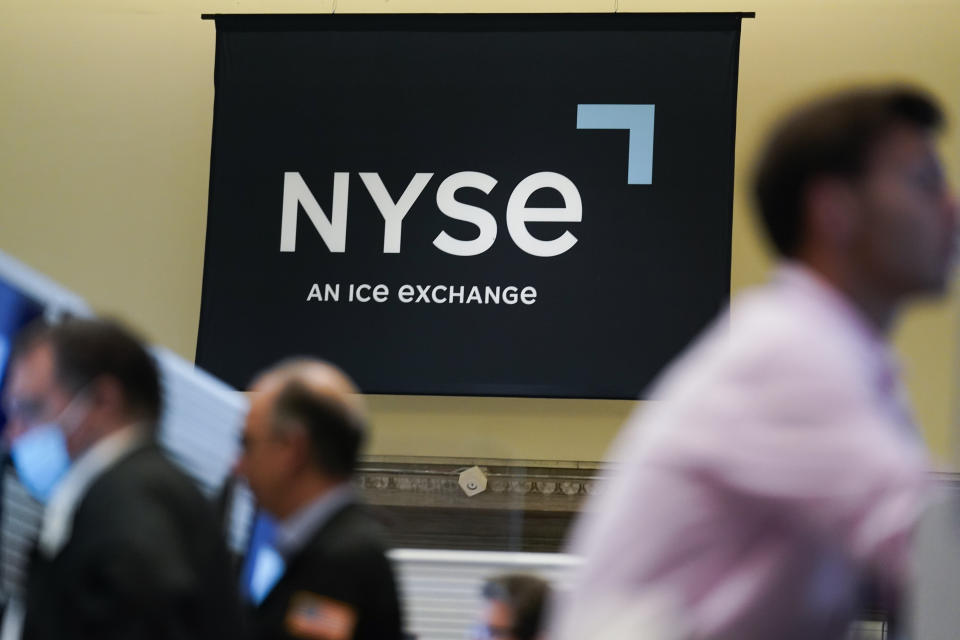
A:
[{"left": 552, "top": 86, "right": 957, "bottom": 640}]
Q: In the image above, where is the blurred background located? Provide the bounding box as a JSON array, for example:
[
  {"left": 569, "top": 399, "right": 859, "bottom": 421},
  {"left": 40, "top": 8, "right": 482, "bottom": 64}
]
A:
[{"left": 3, "top": 0, "right": 957, "bottom": 470}]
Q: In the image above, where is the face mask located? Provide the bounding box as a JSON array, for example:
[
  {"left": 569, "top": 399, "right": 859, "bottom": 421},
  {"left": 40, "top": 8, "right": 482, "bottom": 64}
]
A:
[{"left": 10, "top": 392, "right": 88, "bottom": 503}]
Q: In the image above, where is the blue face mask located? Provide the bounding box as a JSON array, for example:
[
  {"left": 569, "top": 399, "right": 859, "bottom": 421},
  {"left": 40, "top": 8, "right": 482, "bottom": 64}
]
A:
[
  {"left": 10, "top": 392, "right": 88, "bottom": 503},
  {"left": 10, "top": 424, "right": 73, "bottom": 503}
]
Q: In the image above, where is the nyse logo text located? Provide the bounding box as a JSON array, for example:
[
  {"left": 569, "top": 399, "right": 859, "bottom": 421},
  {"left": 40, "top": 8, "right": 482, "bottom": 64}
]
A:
[
  {"left": 280, "top": 171, "right": 582, "bottom": 258},
  {"left": 279, "top": 104, "right": 655, "bottom": 259}
]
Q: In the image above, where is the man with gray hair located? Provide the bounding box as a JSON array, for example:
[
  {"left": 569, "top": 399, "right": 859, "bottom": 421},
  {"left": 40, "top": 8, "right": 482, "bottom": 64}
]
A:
[{"left": 236, "top": 359, "right": 403, "bottom": 640}]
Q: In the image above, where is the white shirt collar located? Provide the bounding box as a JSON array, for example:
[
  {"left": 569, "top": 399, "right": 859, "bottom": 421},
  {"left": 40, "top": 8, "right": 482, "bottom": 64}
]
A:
[{"left": 38, "top": 425, "right": 147, "bottom": 557}]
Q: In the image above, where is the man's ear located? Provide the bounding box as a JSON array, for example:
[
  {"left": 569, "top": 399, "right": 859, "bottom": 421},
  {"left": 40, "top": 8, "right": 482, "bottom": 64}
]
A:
[
  {"left": 88, "top": 375, "right": 126, "bottom": 419},
  {"left": 804, "top": 177, "right": 860, "bottom": 250},
  {"left": 284, "top": 424, "right": 313, "bottom": 471}
]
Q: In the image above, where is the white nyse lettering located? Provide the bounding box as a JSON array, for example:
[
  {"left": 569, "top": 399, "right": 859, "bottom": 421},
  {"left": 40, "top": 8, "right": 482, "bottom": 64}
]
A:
[
  {"left": 506, "top": 172, "right": 582, "bottom": 257},
  {"left": 360, "top": 172, "right": 433, "bottom": 253},
  {"left": 280, "top": 172, "right": 350, "bottom": 253},
  {"left": 433, "top": 172, "right": 499, "bottom": 256}
]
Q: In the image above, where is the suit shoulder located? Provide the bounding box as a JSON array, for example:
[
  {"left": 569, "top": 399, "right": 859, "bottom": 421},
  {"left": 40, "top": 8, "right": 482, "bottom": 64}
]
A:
[
  {"left": 297, "top": 504, "right": 393, "bottom": 569},
  {"left": 78, "top": 445, "right": 213, "bottom": 532},
  {"left": 101, "top": 445, "right": 203, "bottom": 496},
  {"left": 326, "top": 504, "right": 391, "bottom": 549}
]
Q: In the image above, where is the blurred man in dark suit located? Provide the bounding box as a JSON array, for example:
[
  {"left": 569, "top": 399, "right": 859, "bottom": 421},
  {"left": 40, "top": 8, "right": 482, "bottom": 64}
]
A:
[
  {"left": 236, "top": 359, "right": 403, "bottom": 640},
  {"left": 2, "top": 318, "right": 241, "bottom": 639}
]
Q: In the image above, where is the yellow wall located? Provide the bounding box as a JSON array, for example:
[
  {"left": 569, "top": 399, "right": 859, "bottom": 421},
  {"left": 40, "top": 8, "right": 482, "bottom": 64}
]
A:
[{"left": 2, "top": 0, "right": 958, "bottom": 466}]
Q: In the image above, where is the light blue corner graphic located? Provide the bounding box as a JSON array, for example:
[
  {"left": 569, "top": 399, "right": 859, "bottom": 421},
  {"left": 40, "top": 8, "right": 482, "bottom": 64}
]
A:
[{"left": 577, "top": 104, "right": 655, "bottom": 185}]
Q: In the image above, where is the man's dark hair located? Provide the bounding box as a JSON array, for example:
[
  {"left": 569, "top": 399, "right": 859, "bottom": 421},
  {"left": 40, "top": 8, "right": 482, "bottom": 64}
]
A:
[
  {"left": 272, "top": 380, "right": 365, "bottom": 478},
  {"left": 482, "top": 574, "right": 549, "bottom": 640},
  {"left": 12, "top": 317, "right": 162, "bottom": 425},
  {"left": 754, "top": 85, "right": 944, "bottom": 257}
]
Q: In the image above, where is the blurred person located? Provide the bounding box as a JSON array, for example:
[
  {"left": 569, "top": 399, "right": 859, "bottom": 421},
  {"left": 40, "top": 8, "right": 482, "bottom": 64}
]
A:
[
  {"left": 550, "top": 85, "right": 957, "bottom": 640},
  {"left": 1, "top": 317, "right": 242, "bottom": 639},
  {"left": 235, "top": 358, "right": 403, "bottom": 640},
  {"left": 471, "top": 573, "right": 548, "bottom": 640}
]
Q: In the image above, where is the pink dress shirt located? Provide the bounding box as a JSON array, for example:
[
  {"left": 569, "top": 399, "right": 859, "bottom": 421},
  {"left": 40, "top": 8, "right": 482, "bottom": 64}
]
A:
[{"left": 552, "top": 264, "right": 930, "bottom": 640}]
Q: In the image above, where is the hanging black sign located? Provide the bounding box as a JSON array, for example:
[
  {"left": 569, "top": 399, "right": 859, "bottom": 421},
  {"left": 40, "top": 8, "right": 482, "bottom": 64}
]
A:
[{"left": 198, "top": 12, "right": 746, "bottom": 398}]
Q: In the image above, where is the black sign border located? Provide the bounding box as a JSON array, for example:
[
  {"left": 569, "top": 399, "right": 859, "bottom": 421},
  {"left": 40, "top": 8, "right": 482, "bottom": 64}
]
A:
[{"left": 197, "top": 12, "right": 750, "bottom": 399}]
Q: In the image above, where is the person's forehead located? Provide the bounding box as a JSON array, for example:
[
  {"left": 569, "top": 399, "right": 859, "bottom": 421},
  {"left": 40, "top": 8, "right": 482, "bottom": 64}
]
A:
[
  {"left": 6, "top": 342, "right": 58, "bottom": 398},
  {"left": 244, "top": 385, "right": 279, "bottom": 433},
  {"left": 868, "top": 124, "right": 937, "bottom": 167}
]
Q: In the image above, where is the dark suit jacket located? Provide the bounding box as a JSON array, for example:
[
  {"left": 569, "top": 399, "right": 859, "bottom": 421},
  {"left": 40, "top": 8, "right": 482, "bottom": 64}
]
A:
[
  {"left": 249, "top": 502, "right": 403, "bottom": 640},
  {"left": 22, "top": 444, "right": 243, "bottom": 640}
]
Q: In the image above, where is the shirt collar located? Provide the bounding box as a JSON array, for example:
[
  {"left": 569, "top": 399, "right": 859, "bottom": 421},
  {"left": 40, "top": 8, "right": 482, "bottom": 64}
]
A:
[
  {"left": 772, "top": 261, "right": 902, "bottom": 388},
  {"left": 38, "top": 424, "right": 147, "bottom": 557},
  {"left": 274, "top": 484, "right": 355, "bottom": 558}
]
